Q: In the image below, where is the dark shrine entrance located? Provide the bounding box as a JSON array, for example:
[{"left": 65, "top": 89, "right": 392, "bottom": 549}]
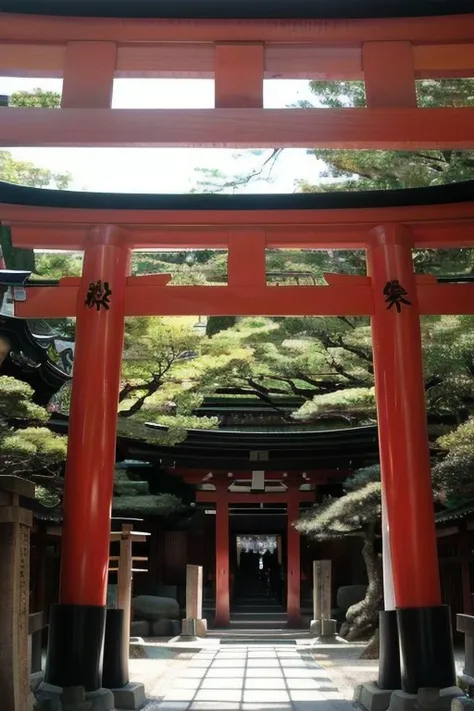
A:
[{"left": 232, "top": 534, "right": 286, "bottom": 630}]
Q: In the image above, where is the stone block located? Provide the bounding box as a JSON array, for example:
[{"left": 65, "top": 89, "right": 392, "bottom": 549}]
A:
[
  {"left": 453, "top": 698, "right": 474, "bottom": 711},
  {"left": 111, "top": 682, "right": 146, "bottom": 710},
  {"left": 170, "top": 619, "right": 181, "bottom": 636},
  {"left": 35, "top": 683, "right": 115, "bottom": 711},
  {"left": 389, "top": 687, "right": 465, "bottom": 711},
  {"left": 132, "top": 596, "right": 179, "bottom": 621},
  {"left": 196, "top": 618, "right": 207, "bottom": 637},
  {"left": 0, "top": 475, "right": 35, "bottom": 498},
  {"left": 458, "top": 675, "right": 474, "bottom": 696},
  {"left": 30, "top": 671, "right": 45, "bottom": 693},
  {"left": 354, "top": 681, "right": 393, "bottom": 711},
  {"left": 130, "top": 620, "right": 150, "bottom": 638},
  {"left": 152, "top": 619, "right": 172, "bottom": 636}
]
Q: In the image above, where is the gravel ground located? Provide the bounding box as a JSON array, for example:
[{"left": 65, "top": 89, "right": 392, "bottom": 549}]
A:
[
  {"left": 311, "top": 642, "right": 466, "bottom": 702},
  {"left": 129, "top": 642, "right": 199, "bottom": 702}
]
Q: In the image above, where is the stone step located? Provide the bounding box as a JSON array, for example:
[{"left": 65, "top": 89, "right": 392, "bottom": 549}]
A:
[
  {"left": 232, "top": 605, "right": 283, "bottom": 612},
  {"left": 231, "top": 612, "right": 287, "bottom": 620},
  {"left": 230, "top": 620, "right": 286, "bottom": 634}
]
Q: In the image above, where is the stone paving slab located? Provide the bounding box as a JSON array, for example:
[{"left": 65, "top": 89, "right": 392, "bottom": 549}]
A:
[{"left": 143, "top": 644, "right": 355, "bottom": 711}]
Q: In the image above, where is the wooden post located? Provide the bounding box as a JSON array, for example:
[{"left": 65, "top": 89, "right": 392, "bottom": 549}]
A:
[
  {"left": 214, "top": 44, "right": 264, "bottom": 109},
  {"left": 287, "top": 494, "right": 301, "bottom": 628},
  {"left": 460, "top": 529, "right": 472, "bottom": 615},
  {"left": 311, "top": 560, "right": 336, "bottom": 637},
  {"left": 61, "top": 41, "right": 117, "bottom": 109},
  {"left": 313, "top": 560, "right": 331, "bottom": 621},
  {"left": 0, "top": 475, "right": 35, "bottom": 711},
  {"left": 117, "top": 523, "right": 133, "bottom": 678},
  {"left": 184, "top": 564, "right": 206, "bottom": 637},
  {"left": 215, "top": 484, "right": 230, "bottom": 627},
  {"left": 186, "top": 564, "right": 203, "bottom": 619}
]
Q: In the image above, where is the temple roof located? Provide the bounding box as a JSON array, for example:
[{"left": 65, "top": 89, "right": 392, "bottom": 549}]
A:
[
  {"left": 0, "top": 315, "right": 69, "bottom": 404},
  {"left": 1, "top": 180, "right": 474, "bottom": 212},
  {"left": 49, "top": 415, "right": 379, "bottom": 470},
  {"left": 1, "top": 0, "right": 472, "bottom": 19}
]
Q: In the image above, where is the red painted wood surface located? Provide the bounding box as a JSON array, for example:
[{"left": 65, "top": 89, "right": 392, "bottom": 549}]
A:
[
  {"left": 2, "top": 13, "right": 474, "bottom": 44},
  {"left": 61, "top": 41, "right": 117, "bottom": 108},
  {"left": 215, "top": 44, "right": 264, "bottom": 109},
  {"left": 59, "top": 228, "right": 131, "bottom": 607},
  {"left": 215, "top": 489, "right": 230, "bottom": 627},
  {"left": 196, "top": 491, "right": 315, "bottom": 504},
  {"left": 287, "top": 495, "right": 301, "bottom": 628},
  {"left": 5, "top": 204, "right": 474, "bottom": 235},
  {"left": 2, "top": 107, "right": 474, "bottom": 148},
  {"left": 363, "top": 41, "right": 417, "bottom": 108},
  {"left": 15, "top": 280, "right": 474, "bottom": 320},
  {"left": 3, "top": 41, "right": 474, "bottom": 81},
  {"left": 368, "top": 224, "right": 441, "bottom": 609}
]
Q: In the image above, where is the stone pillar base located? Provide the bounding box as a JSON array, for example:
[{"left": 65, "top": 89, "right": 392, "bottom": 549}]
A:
[
  {"left": 390, "top": 688, "right": 465, "bottom": 711},
  {"left": 310, "top": 618, "right": 340, "bottom": 640},
  {"left": 354, "top": 681, "right": 394, "bottom": 711},
  {"left": 196, "top": 618, "right": 207, "bottom": 637},
  {"left": 110, "top": 682, "right": 146, "bottom": 710},
  {"left": 35, "top": 682, "right": 116, "bottom": 711},
  {"left": 356, "top": 684, "right": 466, "bottom": 711},
  {"left": 178, "top": 617, "right": 207, "bottom": 639},
  {"left": 458, "top": 674, "right": 474, "bottom": 696}
]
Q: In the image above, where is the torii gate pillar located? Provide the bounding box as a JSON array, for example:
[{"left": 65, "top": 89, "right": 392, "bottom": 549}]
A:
[
  {"left": 44, "top": 227, "right": 130, "bottom": 693},
  {"left": 368, "top": 224, "right": 455, "bottom": 693}
]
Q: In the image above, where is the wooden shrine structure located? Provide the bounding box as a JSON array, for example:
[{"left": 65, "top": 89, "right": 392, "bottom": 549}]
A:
[{"left": 2, "top": 0, "right": 474, "bottom": 703}]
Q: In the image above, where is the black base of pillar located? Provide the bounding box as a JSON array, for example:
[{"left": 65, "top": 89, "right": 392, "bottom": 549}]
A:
[
  {"left": 103, "top": 608, "right": 129, "bottom": 689},
  {"left": 44, "top": 603, "right": 106, "bottom": 692},
  {"left": 397, "top": 605, "right": 456, "bottom": 694},
  {"left": 378, "top": 610, "right": 401, "bottom": 690}
]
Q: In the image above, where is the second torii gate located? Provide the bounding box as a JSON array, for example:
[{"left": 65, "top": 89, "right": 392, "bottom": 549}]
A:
[{"left": 1, "top": 180, "right": 473, "bottom": 696}]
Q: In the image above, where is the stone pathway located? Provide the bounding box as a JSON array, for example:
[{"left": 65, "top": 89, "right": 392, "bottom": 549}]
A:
[{"left": 145, "top": 643, "right": 355, "bottom": 711}]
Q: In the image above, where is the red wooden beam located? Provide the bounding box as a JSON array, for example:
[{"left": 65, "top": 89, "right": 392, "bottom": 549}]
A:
[
  {"left": 196, "top": 491, "right": 315, "bottom": 503},
  {"left": 3, "top": 42, "right": 474, "bottom": 81},
  {"left": 14, "top": 278, "right": 474, "bottom": 319},
  {"left": 2, "top": 13, "right": 474, "bottom": 44},
  {"left": 5, "top": 205, "right": 474, "bottom": 234},
  {"left": 3, "top": 107, "right": 474, "bottom": 149},
  {"left": 14, "top": 283, "right": 375, "bottom": 318},
  {"left": 9, "top": 220, "right": 474, "bottom": 252}
]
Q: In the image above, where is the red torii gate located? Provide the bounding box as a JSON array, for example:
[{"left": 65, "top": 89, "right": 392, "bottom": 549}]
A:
[
  {"left": 1, "top": 183, "right": 473, "bottom": 695},
  {"left": 3, "top": 1, "right": 474, "bottom": 704}
]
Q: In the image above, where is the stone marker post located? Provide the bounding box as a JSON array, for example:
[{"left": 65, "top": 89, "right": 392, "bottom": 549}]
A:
[
  {"left": 311, "top": 560, "right": 337, "bottom": 638},
  {"left": 183, "top": 564, "right": 207, "bottom": 637},
  {"left": 0, "top": 475, "right": 35, "bottom": 711},
  {"left": 117, "top": 523, "right": 133, "bottom": 676}
]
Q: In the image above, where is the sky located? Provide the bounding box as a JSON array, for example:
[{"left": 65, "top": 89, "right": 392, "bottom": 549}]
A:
[{"left": 1, "top": 77, "right": 322, "bottom": 194}]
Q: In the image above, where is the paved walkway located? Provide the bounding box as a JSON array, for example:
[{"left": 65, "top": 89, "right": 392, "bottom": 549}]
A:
[{"left": 147, "top": 643, "right": 354, "bottom": 711}]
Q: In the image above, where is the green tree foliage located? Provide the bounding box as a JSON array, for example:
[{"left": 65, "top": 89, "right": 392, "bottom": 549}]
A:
[
  {"left": 0, "top": 376, "right": 67, "bottom": 502},
  {"left": 49, "top": 315, "right": 219, "bottom": 444},
  {"left": 432, "top": 418, "right": 474, "bottom": 507},
  {"left": 298, "top": 78, "right": 474, "bottom": 192},
  {"left": 113, "top": 467, "right": 184, "bottom": 517}
]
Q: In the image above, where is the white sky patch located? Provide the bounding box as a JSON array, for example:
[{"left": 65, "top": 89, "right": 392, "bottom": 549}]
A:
[{"left": 0, "top": 77, "right": 325, "bottom": 193}]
